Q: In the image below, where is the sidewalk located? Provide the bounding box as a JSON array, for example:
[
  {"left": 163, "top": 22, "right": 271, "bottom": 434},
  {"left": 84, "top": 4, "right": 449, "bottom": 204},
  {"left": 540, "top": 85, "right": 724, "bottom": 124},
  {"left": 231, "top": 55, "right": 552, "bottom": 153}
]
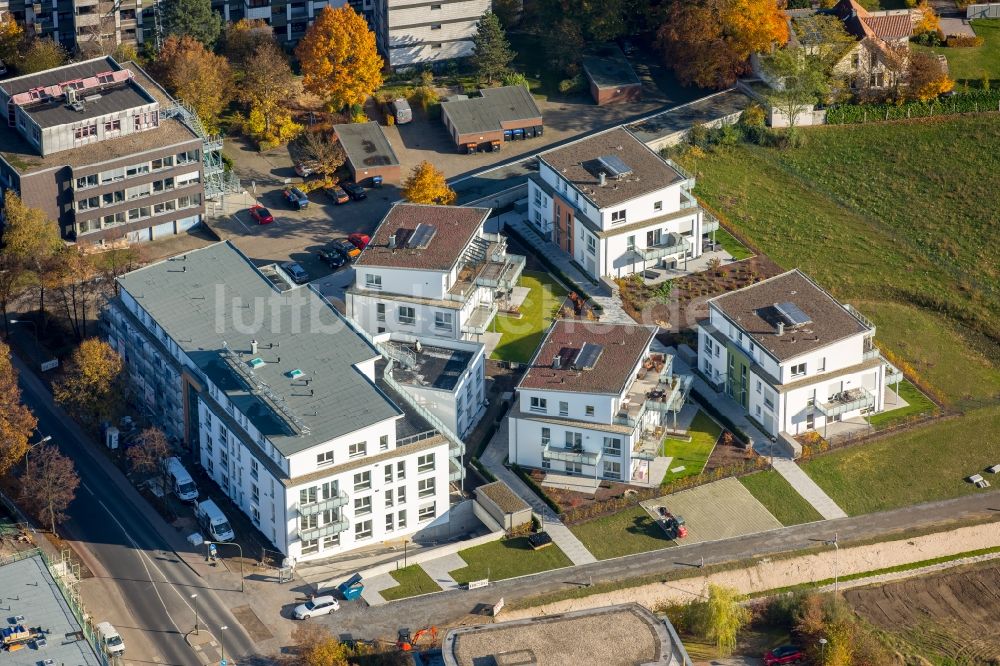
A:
[
  {"left": 669, "top": 352, "right": 849, "bottom": 520},
  {"left": 480, "top": 417, "right": 597, "bottom": 565}
]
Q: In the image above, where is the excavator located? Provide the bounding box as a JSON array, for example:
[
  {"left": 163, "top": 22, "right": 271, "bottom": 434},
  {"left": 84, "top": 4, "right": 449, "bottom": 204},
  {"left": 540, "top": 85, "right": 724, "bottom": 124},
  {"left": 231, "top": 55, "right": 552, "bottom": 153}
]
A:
[{"left": 397, "top": 626, "right": 438, "bottom": 651}]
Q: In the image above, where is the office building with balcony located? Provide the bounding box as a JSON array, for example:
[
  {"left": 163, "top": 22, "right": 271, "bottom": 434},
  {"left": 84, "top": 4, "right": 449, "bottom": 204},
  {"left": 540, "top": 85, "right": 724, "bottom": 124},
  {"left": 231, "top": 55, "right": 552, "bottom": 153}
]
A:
[
  {"left": 527, "top": 127, "right": 714, "bottom": 280},
  {"left": 509, "top": 320, "right": 692, "bottom": 487},
  {"left": 0, "top": 57, "right": 229, "bottom": 245},
  {"left": 346, "top": 203, "right": 525, "bottom": 343},
  {"left": 697, "top": 269, "right": 902, "bottom": 438},
  {"left": 105, "top": 241, "right": 464, "bottom": 563}
]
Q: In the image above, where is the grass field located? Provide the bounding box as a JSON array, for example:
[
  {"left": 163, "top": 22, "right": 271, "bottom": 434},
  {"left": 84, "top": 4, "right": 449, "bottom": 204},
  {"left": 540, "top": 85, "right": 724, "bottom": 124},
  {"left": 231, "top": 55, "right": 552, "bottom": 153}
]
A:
[
  {"left": 569, "top": 505, "right": 674, "bottom": 560},
  {"left": 711, "top": 226, "right": 754, "bottom": 260},
  {"left": 678, "top": 115, "right": 1000, "bottom": 407},
  {"left": 380, "top": 565, "right": 442, "bottom": 601},
  {"left": 739, "top": 470, "right": 824, "bottom": 526},
  {"left": 490, "top": 271, "right": 568, "bottom": 363},
  {"left": 660, "top": 411, "right": 722, "bottom": 484},
  {"left": 913, "top": 19, "right": 1000, "bottom": 84},
  {"left": 800, "top": 405, "right": 1000, "bottom": 515},
  {"left": 868, "top": 379, "right": 938, "bottom": 428},
  {"left": 448, "top": 536, "right": 573, "bottom": 584}
]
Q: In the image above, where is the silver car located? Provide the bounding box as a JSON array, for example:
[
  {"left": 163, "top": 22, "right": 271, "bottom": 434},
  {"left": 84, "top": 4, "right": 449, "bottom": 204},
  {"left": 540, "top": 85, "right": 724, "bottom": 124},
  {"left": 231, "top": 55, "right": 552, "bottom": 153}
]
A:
[
  {"left": 281, "top": 261, "right": 310, "bottom": 285},
  {"left": 293, "top": 595, "right": 340, "bottom": 619}
]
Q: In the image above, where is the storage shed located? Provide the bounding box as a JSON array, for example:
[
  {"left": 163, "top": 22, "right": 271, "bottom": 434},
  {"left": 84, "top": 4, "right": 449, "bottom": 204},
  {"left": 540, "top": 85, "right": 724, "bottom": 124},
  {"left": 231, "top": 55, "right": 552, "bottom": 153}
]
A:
[
  {"left": 440, "top": 86, "right": 543, "bottom": 153},
  {"left": 582, "top": 46, "right": 643, "bottom": 106},
  {"left": 333, "top": 121, "right": 402, "bottom": 185}
]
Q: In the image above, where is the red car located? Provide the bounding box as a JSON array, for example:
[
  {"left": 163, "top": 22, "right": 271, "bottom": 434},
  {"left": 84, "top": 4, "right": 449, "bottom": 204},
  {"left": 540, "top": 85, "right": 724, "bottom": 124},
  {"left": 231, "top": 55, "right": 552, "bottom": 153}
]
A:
[
  {"left": 764, "top": 645, "right": 804, "bottom": 666},
  {"left": 348, "top": 233, "right": 370, "bottom": 250},
  {"left": 249, "top": 205, "right": 274, "bottom": 225}
]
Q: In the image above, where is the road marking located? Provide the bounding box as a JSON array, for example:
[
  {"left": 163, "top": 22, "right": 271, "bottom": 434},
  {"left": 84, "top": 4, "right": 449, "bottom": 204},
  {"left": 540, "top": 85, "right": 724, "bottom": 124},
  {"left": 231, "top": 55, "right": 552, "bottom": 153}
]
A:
[{"left": 232, "top": 212, "right": 252, "bottom": 233}]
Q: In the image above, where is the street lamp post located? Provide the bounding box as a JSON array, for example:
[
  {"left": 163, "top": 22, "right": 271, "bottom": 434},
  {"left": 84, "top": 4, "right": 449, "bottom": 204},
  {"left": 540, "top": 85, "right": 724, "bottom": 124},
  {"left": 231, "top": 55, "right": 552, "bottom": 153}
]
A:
[
  {"left": 206, "top": 541, "right": 245, "bottom": 592},
  {"left": 219, "top": 625, "right": 228, "bottom": 664},
  {"left": 25, "top": 435, "right": 52, "bottom": 480},
  {"left": 190, "top": 593, "right": 199, "bottom": 635},
  {"left": 819, "top": 638, "right": 828, "bottom": 664},
  {"left": 825, "top": 533, "right": 840, "bottom": 593}
]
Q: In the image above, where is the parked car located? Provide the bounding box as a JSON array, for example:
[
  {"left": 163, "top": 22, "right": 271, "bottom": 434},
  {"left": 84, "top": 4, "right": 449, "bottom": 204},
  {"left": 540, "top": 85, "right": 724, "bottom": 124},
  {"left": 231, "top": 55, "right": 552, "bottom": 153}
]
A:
[
  {"left": 764, "top": 645, "right": 804, "bottom": 666},
  {"left": 283, "top": 187, "right": 310, "bottom": 210},
  {"left": 317, "top": 248, "right": 346, "bottom": 269},
  {"left": 341, "top": 181, "right": 367, "bottom": 201},
  {"left": 96, "top": 622, "right": 126, "bottom": 658},
  {"left": 282, "top": 261, "right": 310, "bottom": 284},
  {"left": 294, "top": 162, "right": 314, "bottom": 178},
  {"left": 332, "top": 238, "right": 361, "bottom": 260},
  {"left": 248, "top": 204, "right": 274, "bottom": 225},
  {"left": 324, "top": 186, "right": 350, "bottom": 204},
  {"left": 293, "top": 595, "right": 340, "bottom": 620},
  {"left": 348, "top": 233, "right": 370, "bottom": 250},
  {"left": 195, "top": 499, "right": 234, "bottom": 542},
  {"left": 391, "top": 98, "right": 412, "bottom": 124}
]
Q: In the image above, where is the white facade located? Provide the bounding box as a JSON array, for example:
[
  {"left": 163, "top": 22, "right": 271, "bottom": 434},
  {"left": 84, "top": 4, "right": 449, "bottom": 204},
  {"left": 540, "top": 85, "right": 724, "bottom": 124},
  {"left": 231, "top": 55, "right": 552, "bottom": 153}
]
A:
[
  {"left": 697, "top": 287, "right": 898, "bottom": 438},
  {"left": 376, "top": 0, "right": 490, "bottom": 68},
  {"left": 527, "top": 151, "right": 710, "bottom": 281}
]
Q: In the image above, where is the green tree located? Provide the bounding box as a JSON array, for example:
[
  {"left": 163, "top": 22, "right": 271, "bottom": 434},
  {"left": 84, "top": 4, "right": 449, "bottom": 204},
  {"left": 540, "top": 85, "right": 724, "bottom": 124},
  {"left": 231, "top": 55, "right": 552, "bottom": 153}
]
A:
[
  {"left": 0, "top": 340, "right": 38, "bottom": 478},
  {"left": 546, "top": 19, "right": 585, "bottom": 75},
  {"left": 161, "top": 0, "right": 223, "bottom": 48},
  {"left": 18, "top": 38, "right": 67, "bottom": 75},
  {"left": 762, "top": 48, "right": 830, "bottom": 129},
  {"left": 694, "top": 584, "right": 752, "bottom": 656},
  {"left": 237, "top": 42, "right": 297, "bottom": 139},
  {"left": 472, "top": 11, "right": 514, "bottom": 84}
]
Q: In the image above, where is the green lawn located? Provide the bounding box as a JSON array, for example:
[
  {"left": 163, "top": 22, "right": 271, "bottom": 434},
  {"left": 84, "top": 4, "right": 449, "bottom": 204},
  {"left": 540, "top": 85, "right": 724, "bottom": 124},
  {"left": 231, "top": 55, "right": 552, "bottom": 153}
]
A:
[
  {"left": 490, "top": 270, "right": 568, "bottom": 363},
  {"left": 800, "top": 405, "right": 1000, "bottom": 516},
  {"left": 569, "top": 505, "right": 675, "bottom": 560},
  {"left": 711, "top": 226, "right": 754, "bottom": 260},
  {"left": 913, "top": 19, "right": 1000, "bottom": 84},
  {"left": 739, "top": 470, "right": 824, "bottom": 526},
  {"left": 867, "top": 379, "right": 938, "bottom": 428},
  {"left": 660, "top": 411, "right": 722, "bottom": 484},
  {"left": 448, "top": 536, "right": 573, "bottom": 584},
  {"left": 380, "top": 565, "right": 442, "bottom": 601},
  {"left": 678, "top": 115, "right": 1000, "bottom": 407}
]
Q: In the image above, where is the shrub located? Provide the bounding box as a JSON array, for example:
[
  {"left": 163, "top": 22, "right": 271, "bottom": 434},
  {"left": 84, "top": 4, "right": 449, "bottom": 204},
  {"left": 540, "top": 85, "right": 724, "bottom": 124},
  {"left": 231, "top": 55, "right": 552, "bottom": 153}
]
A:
[
  {"left": 502, "top": 71, "right": 530, "bottom": 89},
  {"left": 739, "top": 103, "right": 767, "bottom": 129},
  {"left": 510, "top": 463, "right": 561, "bottom": 514},
  {"left": 688, "top": 122, "right": 709, "bottom": 148},
  {"left": 385, "top": 114, "right": 395, "bottom": 127},
  {"left": 912, "top": 29, "right": 944, "bottom": 46},
  {"left": 826, "top": 89, "right": 1000, "bottom": 124},
  {"left": 945, "top": 34, "right": 984, "bottom": 47},
  {"left": 557, "top": 74, "right": 584, "bottom": 94}
]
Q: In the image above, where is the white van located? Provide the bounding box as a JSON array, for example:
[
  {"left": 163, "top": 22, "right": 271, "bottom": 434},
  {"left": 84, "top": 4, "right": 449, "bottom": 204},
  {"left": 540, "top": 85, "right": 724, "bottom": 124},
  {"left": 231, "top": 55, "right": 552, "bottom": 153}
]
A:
[
  {"left": 96, "top": 621, "right": 125, "bottom": 657},
  {"left": 391, "top": 98, "right": 412, "bottom": 124},
  {"left": 195, "top": 499, "right": 235, "bottom": 542},
  {"left": 164, "top": 457, "right": 199, "bottom": 503}
]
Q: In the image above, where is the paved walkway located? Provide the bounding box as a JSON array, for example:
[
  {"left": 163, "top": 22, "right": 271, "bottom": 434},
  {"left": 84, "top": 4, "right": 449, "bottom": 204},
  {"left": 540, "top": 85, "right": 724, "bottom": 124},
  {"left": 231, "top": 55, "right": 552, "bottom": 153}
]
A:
[
  {"left": 503, "top": 215, "right": 633, "bottom": 325},
  {"left": 419, "top": 553, "right": 465, "bottom": 591},
  {"left": 669, "top": 351, "right": 849, "bottom": 520},
  {"left": 930, "top": 0, "right": 977, "bottom": 37},
  {"left": 480, "top": 417, "right": 598, "bottom": 565}
]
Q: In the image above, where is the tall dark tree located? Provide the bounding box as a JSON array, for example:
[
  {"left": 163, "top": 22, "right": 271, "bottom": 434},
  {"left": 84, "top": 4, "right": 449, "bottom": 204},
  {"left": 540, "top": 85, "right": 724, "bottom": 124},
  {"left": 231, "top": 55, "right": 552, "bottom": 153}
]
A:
[
  {"left": 20, "top": 444, "right": 79, "bottom": 533},
  {"left": 472, "top": 11, "right": 514, "bottom": 84},
  {"left": 161, "top": 0, "right": 223, "bottom": 48},
  {"left": 0, "top": 340, "right": 38, "bottom": 478},
  {"left": 18, "top": 38, "right": 67, "bottom": 75}
]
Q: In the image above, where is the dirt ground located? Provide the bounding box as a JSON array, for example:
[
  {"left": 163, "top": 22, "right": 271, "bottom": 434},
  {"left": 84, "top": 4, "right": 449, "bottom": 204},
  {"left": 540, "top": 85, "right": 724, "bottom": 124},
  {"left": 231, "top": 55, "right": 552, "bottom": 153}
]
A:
[{"left": 846, "top": 562, "right": 1000, "bottom": 664}]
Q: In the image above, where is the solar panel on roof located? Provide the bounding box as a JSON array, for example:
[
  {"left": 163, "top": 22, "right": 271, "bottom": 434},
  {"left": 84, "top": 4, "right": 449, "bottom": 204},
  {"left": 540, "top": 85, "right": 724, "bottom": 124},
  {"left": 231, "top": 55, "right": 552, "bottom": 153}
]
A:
[
  {"left": 775, "top": 301, "right": 812, "bottom": 327},
  {"left": 407, "top": 223, "right": 437, "bottom": 249},
  {"left": 573, "top": 342, "right": 604, "bottom": 370},
  {"left": 597, "top": 155, "right": 632, "bottom": 178}
]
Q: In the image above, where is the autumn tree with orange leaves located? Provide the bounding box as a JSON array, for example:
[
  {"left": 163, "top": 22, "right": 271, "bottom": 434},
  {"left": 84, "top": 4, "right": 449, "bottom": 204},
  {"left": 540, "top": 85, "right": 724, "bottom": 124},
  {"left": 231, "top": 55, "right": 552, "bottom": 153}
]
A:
[
  {"left": 295, "top": 6, "right": 383, "bottom": 110},
  {"left": 657, "top": 0, "right": 789, "bottom": 89}
]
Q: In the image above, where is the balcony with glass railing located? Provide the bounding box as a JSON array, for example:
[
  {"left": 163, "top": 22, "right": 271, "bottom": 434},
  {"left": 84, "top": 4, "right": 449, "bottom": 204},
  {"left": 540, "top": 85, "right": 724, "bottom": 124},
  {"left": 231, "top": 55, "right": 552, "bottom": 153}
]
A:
[
  {"left": 638, "top": 233, "right": 691, "bottom": 262},
  {"left": 817, "top": 387, "right": 875, "bottom": 418},
  {"left": 297, "top": 491, "right": 349, "bottom": 517},
  {"left": 461, "top": 302, "right": 497, "bottom": 336},
  {"left": 543, "top": 444, "right": 601, "bottom": 466},
  {"left": 299, "top": 519, "right": 348, "bottom": 542}
]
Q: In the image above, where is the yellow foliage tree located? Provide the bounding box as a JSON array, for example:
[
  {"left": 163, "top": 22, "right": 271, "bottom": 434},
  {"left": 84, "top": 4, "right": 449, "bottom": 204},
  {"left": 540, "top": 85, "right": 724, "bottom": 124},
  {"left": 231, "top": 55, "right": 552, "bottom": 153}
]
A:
[
  {"left": 0, "top": 340, "right": 38, "bottom": 478},
  {"left": 402, "top": 161, "right": 456, "bottom": 205},
  {"left": 907, "top": 51, "right": 954, "bottom": 101},
  {"left": 295, "top": 6, "right": 384, "bottom": 109},
  {"left": 914, "top": 1, "right": 941, "bottom": 36},
  {"left": 0, "top": 13, "right": 23, "bottom": 68},
  {"left": 155, "top": 36, "right": 233, "bottom": 133},
  {"left": 53, "top": 338, "right": 125, "bottom": 426}
]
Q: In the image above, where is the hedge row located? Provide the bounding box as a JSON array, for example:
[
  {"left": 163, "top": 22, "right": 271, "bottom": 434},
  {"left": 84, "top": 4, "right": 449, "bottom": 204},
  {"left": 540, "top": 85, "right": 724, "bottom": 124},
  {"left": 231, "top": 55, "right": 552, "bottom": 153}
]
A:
[
  {"left": 504, "top": 223, "right": 604, "bottom": 313},
  {"left": 826, "top": 90, "right": 1000, "bottom": 125},
  {"left": 510, "top": 463, "right": 562, "bottom": 515}
]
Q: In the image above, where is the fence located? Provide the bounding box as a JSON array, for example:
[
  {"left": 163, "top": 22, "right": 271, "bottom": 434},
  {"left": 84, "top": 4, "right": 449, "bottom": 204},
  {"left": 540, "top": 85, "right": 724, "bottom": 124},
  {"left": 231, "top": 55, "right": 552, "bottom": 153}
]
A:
[
  {"left": 826, "top": 90, "right": 1000, "bottom": 124},
  {"left": 967, "top": 3, "right": 1000, "bottom": 18}
]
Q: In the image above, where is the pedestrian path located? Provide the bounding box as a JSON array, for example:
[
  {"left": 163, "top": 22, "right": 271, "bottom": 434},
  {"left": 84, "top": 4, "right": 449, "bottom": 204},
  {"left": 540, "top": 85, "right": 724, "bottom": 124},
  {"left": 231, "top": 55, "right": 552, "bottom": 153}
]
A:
[
  {"left": 669, "top": 351, "right": 849, "bottom": 521},
  {"left": 480, "top": 417, "right": 597, "bottom": 565},
  {"left": 419, "top": 553, "right": 465, "bottom": 591}
]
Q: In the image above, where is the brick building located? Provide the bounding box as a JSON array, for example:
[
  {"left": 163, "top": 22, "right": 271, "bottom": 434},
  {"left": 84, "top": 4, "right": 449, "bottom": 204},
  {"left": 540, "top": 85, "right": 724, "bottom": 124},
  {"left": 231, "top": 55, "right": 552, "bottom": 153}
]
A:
[{"left": 440, "top": 86, "right": 543, "bottom": 153}]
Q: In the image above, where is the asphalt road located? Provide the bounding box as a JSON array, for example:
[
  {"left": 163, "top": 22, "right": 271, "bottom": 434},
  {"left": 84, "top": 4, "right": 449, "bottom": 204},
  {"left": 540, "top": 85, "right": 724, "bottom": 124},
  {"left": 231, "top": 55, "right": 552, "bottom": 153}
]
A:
[
  {"left": 321, "top": 490, "right": 1000, "bottom": 640},
  {"left": 14, "top": 354, "right": 258, "bottom": 665}
]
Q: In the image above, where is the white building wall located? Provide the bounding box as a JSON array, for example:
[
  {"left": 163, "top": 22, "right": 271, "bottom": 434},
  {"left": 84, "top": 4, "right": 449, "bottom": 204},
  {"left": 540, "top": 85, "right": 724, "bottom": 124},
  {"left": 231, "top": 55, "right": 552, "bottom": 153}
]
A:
[
  {"left": 517, "top": 388, "right": 617, "bottom": 425},
  {"left": 597, "top": 187, "right": 682, "bottom": 230},
  {"left": 356, "top": 266, "right": 449, "bottom": 300},
  {"left": 350, "top": 292, "right": 464, "bottom": 339},
  {"left": 286, "top": 419, "right": 399, "bottom": 479},
  {"left": 510, "top": 416, "right": 632, "bottom": 482}
]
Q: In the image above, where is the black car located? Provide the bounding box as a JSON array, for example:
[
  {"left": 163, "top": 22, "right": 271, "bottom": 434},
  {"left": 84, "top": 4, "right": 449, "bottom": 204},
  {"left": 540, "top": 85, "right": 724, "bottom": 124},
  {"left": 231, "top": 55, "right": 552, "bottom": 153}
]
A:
[
  {"left": 341, "top": 181, "right": 367, "bottom": 201},
  {"left": 317, "top": 248, "right": 346, "bottom": 269}
]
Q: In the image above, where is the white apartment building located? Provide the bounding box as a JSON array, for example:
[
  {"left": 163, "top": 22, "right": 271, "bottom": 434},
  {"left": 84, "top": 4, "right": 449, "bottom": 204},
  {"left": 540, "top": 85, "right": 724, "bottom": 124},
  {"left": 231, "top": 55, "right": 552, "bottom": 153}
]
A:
[
  {"left": 526, "top": 127, "right": 714, "bottom": 280},
  {"left": 347, "top": 203, "right": 525, "bottom": 342},
  {"left": 374, "top": 0, "right": 491, "bottom": 67},
  {"left": 509, "top": 320, "right": 692, "bottom": 487},
  {"left": 697, "top": 269, "right": 903, "bottom": 438},
  {"left": 105, "top": 241, "right": 464, "bottom": 563}
]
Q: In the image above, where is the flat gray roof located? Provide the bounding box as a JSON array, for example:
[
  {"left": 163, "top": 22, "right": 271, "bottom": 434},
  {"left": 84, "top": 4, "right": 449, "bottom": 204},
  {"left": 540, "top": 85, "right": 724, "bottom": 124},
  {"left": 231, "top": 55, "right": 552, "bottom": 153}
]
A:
[
  {"left": 388, "top": 341, "right": 474, "bottom": 392},
  {"left": 334, "top": 121, "right": 400, "bottom": 169},
  {"left": 117, "top": 241, "right": 402, "bottom": 457},
  {"left": 582, "top": 46, "right": 642, "bottom": 89},
  {"left": 441, "top": 86, "right": 542, "bottom": 135},
  {"left": 0, "top": 57, "right": 118, "bottom": 96},
  {"left": 0, "top": 554, "right": 100, "bottom": 666},
  {"left": 26, "top": 83, "right": 154, "bottom": 129}
]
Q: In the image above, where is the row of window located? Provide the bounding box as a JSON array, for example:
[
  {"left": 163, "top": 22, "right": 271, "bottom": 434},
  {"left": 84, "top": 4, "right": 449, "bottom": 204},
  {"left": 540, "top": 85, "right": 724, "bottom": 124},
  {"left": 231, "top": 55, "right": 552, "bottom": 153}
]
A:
[
  {"left": 374, "top": 303, "right": 455, "bottom": 332},
  {"left": 529, "top": 397, "right": 596, "bottom": 418},
  {"left": 76, "top": 194, "right": 201, "bottom": 234},
  {"left": 540, "top": 427, "right": 622, "bottom": 456},
  {"left": 315, "top": 435, "right": 391, "bottom": 466},
  {"left": 75, "top": 173, "right": 200, "bottom": 212},
  {"left": 299, "top": 502, "right": 436, "bottom": 555},
  {"left": 74, "top": 149, "right": 199, "bottom": 190}
]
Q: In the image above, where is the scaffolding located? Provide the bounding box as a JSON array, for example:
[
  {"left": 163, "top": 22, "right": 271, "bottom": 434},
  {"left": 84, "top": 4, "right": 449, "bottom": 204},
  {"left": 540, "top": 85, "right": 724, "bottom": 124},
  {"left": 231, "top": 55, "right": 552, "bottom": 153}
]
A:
[{"left": 161, "top": 99, "right": 240, "bottom": 200}]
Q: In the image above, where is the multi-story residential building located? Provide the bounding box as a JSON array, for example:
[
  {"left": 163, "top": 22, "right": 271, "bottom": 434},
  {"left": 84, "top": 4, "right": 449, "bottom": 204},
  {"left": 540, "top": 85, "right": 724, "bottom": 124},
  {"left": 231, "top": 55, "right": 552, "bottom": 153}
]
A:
[
  {"left": 346, "top": 203, "right": 525, "bottom": 343},
  {"left": 3, "top": 0, "right": 144, "bottom": 56},
  {"left": 373, "top": 0, "right": 490, "bottom": 68},
  {"left": 0, "top": 57, "right": 226, "bottom": 245},
  {"left": 104, "top": 241, "right": 465, "bottom": 563},
  {"left": 527, "top": 127, "right": 712, "bottom": 281},
  {"left": 697, "top": 269, "right": 903, "bottom": 438},
  {"left": 509, "top": 320, "right": 692, "bottom": 486}
]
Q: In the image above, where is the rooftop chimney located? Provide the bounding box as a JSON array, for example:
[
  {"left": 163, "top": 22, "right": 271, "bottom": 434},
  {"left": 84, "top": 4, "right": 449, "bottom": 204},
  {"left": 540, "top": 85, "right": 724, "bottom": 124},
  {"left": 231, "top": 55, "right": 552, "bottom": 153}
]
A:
[
  {"left": 251, "top": 339, "right": 258, "bottom": 354},
  {"left": 598, "top": 172, "right": 607, "bottom": 186},
  {"left": 776, "top": 322, "right": 785, "bottom": 337},
  {"left": 388, "top": 234, "right": 396, "bottom": 249},
  {"left": 552, "top": 355, "right": 561, "bottom": 369}
]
